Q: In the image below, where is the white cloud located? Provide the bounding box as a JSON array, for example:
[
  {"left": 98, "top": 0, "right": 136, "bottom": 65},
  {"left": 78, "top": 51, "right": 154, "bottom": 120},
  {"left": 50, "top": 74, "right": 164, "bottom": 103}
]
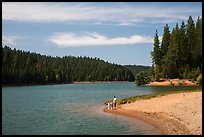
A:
[
  {"left": 2, "top": 35, "right": 25, "bottom": 46},
  {"left": 49, "top": 32, "right": 153, "bottom": 47},
  {"left": 2, "top": 2, "right": 201, "bottom": 24},
  {"left": 2, "top": 35, "right": 18, "bottom": 45}
]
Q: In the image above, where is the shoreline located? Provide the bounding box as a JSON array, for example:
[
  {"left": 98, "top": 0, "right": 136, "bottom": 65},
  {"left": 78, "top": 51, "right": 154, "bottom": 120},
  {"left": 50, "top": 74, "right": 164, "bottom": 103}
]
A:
[
  {"left": 144, "top": 78, "right": 199, "bottom": 86},
  {"left": 103, "top": 91, "right": 202, "bottom": 135},
  {"left": 73, "top": 81, "right": 129, "bottom": 84},
  {"left": 3, "top": 79, "right": 200, "bottom": 87},
  {"left": 2, "top": 81, "right": 130, "bottom": 87}
]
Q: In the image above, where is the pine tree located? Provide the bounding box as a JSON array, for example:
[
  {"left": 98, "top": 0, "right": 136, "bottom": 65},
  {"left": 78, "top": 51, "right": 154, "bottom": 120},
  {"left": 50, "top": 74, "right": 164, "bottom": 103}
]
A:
[
  {"left": 195, "top": 16, "right": 202, "bottom": 68},
  {"left": 151, "top": 30, "right": 162, "bottom": 81},
  {"left": 163, "top": 25, "right": 180, "bottom": 78},
  {"left": 161, "top": 24, "right": 171, "bottom": 57},
  {"left": 152, "top": 30, "right": 161, "bottom": 66},
  {"left": 186, "top": 16, "right": 196, "bottom": 68},
  {"left": 160, "top": 24, "right": 171, "bottom": 77},
  {"left": 178, "top": 21, "right": 187, "bottom": 67}
]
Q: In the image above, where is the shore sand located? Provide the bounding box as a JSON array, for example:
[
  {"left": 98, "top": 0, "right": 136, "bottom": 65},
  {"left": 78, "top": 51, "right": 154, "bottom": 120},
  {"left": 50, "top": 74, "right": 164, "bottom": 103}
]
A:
[
  {"left": 144, "top": 79, "right": 198, "bottom": 86},
  {"left": 104, "top": 91, "right": 202, "bottom": 135}
]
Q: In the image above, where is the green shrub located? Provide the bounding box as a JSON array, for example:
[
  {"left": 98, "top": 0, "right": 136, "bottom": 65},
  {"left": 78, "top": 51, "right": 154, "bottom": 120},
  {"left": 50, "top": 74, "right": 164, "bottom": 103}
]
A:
[
  {"left": 197, "top": 73, "right": 202, "bottom": 85},
  {"left": 135, "top": 71, "right": 151, "bottom": 86},
  {"left": 189, "top": 68, "right": 201, "bottom": 82}
]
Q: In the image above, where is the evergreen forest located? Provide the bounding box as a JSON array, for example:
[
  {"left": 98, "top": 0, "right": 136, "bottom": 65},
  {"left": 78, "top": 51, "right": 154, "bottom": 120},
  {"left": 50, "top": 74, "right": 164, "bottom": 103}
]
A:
[{"left": 2, "top": 46, "right": 135, "bottom": 85}]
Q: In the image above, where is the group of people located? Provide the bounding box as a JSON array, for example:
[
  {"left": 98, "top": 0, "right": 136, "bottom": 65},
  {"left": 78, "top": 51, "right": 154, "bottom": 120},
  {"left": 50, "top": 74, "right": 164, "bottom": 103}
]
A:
[{"left": 107, "top": 96, "right": 117, "bottom": 110}]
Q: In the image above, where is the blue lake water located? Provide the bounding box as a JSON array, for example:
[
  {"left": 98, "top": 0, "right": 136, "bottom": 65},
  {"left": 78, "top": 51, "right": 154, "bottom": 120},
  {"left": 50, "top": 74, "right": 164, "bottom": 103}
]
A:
[{"left": 2, "top": 82, "right": 201, "bottom": 135}]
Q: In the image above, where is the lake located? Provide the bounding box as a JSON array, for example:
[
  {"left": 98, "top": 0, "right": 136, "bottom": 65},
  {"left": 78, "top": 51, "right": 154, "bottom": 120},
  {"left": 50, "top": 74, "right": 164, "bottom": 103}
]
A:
[{"left": 2, "top": 82, "right": 201, "bottom": 135}]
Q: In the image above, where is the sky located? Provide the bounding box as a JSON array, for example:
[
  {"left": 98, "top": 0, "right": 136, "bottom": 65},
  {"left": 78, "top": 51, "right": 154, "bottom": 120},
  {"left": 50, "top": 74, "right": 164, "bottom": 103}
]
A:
[{"left": 2, "top": 2, "right": 202, "bottom": 66}]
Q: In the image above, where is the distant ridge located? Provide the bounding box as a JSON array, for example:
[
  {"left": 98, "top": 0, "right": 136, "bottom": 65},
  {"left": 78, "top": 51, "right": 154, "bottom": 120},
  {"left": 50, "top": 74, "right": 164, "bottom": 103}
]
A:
[{"left": 124, "top": 65, "right": 151, "bottom": 76}]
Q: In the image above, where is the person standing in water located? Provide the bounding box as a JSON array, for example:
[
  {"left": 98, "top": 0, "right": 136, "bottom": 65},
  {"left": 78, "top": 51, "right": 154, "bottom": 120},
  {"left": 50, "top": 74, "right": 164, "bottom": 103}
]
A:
[{"left": 113, "top": 96, "right": 116, "bottom": 109}]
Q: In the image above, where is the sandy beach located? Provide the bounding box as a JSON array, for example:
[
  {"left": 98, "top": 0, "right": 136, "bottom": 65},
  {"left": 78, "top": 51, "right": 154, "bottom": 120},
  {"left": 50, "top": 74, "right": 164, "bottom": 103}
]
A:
[
  {"left": 104, "top": 91, "right": 202, "bottom": 135},
  {"left": 144, "top": 79, "right": 199, "bottom": 86}
]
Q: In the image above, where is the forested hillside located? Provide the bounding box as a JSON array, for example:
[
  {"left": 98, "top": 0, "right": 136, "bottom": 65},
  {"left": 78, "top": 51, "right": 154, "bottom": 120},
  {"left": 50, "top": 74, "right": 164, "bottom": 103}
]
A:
[
  {"left": 2, "top": 46, "right": 135, "bottom": 85},
  {"left": 151, "top": 16, "right": 202, "bottom": 83},
  {"left": 124, "top": 65, "right": 151, "bottom": 76}
]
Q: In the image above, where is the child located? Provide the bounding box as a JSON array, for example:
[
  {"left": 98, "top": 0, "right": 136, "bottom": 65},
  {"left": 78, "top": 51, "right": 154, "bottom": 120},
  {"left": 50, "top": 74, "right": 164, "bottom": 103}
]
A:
[
  {"left": 110, "top": 102, "right": 113, "bottom": 110},
  {"left": 107, "top": 102, "right": 110, "bottom": 109}
]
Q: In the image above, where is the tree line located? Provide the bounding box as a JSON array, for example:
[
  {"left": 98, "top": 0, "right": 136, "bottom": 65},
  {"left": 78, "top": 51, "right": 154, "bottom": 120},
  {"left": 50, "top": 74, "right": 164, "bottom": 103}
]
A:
[
  {"left": 151, "top": 16, "right": 202, "bottom": 83},
  {"left": 2, "top": 46, "right": 135, "bottom": 85}
]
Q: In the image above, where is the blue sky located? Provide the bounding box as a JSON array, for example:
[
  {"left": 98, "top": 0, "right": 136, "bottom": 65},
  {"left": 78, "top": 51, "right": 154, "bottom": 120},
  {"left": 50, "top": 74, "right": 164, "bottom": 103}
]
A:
[{"left": 2, "top": 2, "right": 202, "bottom": 66}]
